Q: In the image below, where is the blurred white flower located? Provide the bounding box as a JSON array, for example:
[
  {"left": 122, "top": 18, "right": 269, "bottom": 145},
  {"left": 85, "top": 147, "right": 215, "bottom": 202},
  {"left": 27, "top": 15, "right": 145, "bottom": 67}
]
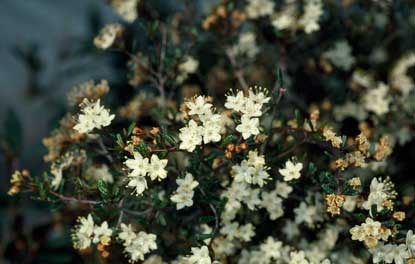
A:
[{"left": 279, "top": 159, "right": 303, "bottom": 181}]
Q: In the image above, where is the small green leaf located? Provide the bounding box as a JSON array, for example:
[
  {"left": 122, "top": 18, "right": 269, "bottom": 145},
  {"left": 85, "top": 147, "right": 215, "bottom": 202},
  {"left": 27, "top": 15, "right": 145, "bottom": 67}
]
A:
[
  {"left": 127, "top": 122, "right": 136, "bottom": 136},
  {"left": 137, "top": 142, "right": 149, "bottom": 157},
  {"left": 158, "top": 213, "right": 167, "bottom": 226},
  {"left": 97, "top": 180, "right": 109, "bottom": 200},
  {"left": 195, "top": 233, "right": 215, "bottom": 241},
  {"left": 116, "top": 134, "right": 124, "bottom": 147},
  {"left": 220, "top": 135, "right": 236, "bottom": 147}
]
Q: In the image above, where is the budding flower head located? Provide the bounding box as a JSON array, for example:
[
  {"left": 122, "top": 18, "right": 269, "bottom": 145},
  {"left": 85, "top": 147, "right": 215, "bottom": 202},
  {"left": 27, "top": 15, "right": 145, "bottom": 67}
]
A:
[
  {"left": 349, "top": 177, "right": 362, "bottom": 189},
  {"left": 392, "top": 211, "right": 406, "bottom": 222}
]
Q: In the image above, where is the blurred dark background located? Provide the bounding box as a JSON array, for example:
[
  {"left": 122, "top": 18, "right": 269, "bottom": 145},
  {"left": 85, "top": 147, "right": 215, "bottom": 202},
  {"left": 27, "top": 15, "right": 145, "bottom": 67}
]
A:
[{"left": 0, "top": 0, "right": 120, "bottom": 262}]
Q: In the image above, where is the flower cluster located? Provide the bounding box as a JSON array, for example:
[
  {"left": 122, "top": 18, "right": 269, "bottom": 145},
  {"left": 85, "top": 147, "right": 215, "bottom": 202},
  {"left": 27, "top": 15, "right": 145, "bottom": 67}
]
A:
[
  {"left": 73, "top": 99, "right": 115, "bottom": 134},
  {"left": 125, "top": 152, "right": 168, "bottom": 195},
  {"left": 118, "top": 224, "right": 157, "bottom": 262},
  {"left": 72, "top": 214, "right": 113, "bottom": 250},
  {"left": 170, "top": 173, "right": 199, "bottom": 210},
  {"left": 179, "top": 96, "right": 223, "bottom": 152},
  {"left": 272, "top": 0, "right": 323, "bottom": 34},
  {"left": 362, "top": 177, "right": 397, "bottom": 213},
  {"left": 225, "top": 88, "right": 270, "bottom": 139},
  {"left": 278, "top": 159, "right": 303, "bottom": 182},
  {"left": 231, "top": 150, "right": 270, "bottom": 186},
  {"left": 350, "top": 217, "right": 391, "bottom": 249}
]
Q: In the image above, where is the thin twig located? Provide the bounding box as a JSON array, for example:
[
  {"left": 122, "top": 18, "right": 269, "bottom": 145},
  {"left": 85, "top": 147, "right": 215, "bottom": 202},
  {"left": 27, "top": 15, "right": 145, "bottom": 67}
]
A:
[
  {"left": 116, "top": 198, "right": 125, "bottom": 227},
  {"left": 122, "top": 207, "right": 152, "bottom": 217},
  {"left": 98, "top": 137, "right": 114, "bottom": 163},
  {"left": 199, "top": 187, "right": 219, "bottom": 259},
  {"left": 156, "top": 24, "right": 168, "bottom": 107},
  {"left": 150, "top": 146, "right": 178, "bottom": 153},
  {"left": 225, "top": 48, "right": 248, "bottom": 91},
  {"left": 49, "top": 191, "right": 102, "bottom": 205},
  {"left": 261, "top": 87, "right": 287, "bottom": 154}
]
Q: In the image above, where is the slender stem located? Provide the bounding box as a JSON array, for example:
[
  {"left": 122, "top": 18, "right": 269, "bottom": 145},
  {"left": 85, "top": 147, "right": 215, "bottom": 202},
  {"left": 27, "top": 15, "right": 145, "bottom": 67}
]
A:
[
  {"left": 122, "top": 207, "right": 152, "bottom": 216},
  {"left": 156, "top": 24, "right": 168, "bottom": 107},
  {"left": 49, "top": 191, "right": 102, "bottom": 205},
  {"left": 199, "top": 187, "right": 219, "bottom": 259},
  {"left": 275, "top": 138, "right": 306, "bottom": 160},
  {"left": 116, "top": 198, "right": 125, "bottom": 227},
  {"left": 151, "top": 146, "right": 178, "bottom": 153},
  {"left": 225, "top": 48, "right": 248, "bottom": 91},
  {"left": 261, "top": 87, "right": 286, "bottom": 153},
  {"left": 98, "top": 137, "right": 114, "bottom": 163}
]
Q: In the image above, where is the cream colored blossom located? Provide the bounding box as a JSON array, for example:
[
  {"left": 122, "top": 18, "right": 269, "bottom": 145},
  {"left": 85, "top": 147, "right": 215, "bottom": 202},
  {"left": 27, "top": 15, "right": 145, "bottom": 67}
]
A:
[
  {"left": 94, "top": 23, "right": 123, "bottom": 50},
  {"left": 279, "top": 159, "right": 303, "bottom": 181}
]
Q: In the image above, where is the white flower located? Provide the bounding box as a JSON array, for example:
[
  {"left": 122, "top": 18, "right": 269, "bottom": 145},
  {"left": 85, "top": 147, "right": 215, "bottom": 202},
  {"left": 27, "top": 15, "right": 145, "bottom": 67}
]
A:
[
  {"left": 127, "top": 175, "right": 147, "bottom": 195},
  {"left": 179, "top": 56, "right": 199, "bottom": 74},
  {"left": 272, "top": 4, "right": 297, "bottom": 31},
  {"left": 298, "top": 0, "right": 323, "bottom": 34},
  {"left": 93, "top": 23, "right": 123, "bottom": 50},
  {"left": 370, "top": 243, "right": 393, "bottom": 263},
  {"left": 232, "top": 151, "right": 269, "bottom": 186},
  {"left": 232, "top": 32, "right": 259, "bottom": 58},
  {"left": 73, "top": 99, "right": 115, "bottom": 134},
  {"left": 248, "top": 89, "right": 271, "bottom": 106},
  {"left": 363, "top": 82, "right": 390, "bottom": 116},
  {"left": 148, "top": 155, "right": 168, "bottom": 181},
  {"left": 225, "top": 91, "right": 246, "bottom": 112},
  {"left": 118, "top": 223, "right": 136, "bottom": 246},
  {"left": 236, "top": 115, "right": 260, "bottom": 139},
  {"left": 124, "top": 231, "right": 157, "bottom": 262},
  {"left": 85, "top": 164, "right": 113, "bottom": 183},
  {"left": 126, "top": 152, "right": 150, "bottom": 177},
  {"left": 247, "top": 150, "right": 266, "bottom": 168},
  {"left": 111, "top": 0, "right": 139, "bottom": 22},
  {"left": 289, "top": 250, "right": 309, "bottom": 264},
  {"left": 171, "top": 173, "right": 199, "bottom": 210},
  {"left": 245, "top": 0, "right": 275, "bottom": 19},
  {"left": 389, "top": 244, "right": 410, "bottom": 264},
  {"left": 78, "top": 214, "right": 95, "bottom": 237},
  {"left": 187, "top": 246, "right": 211, "bottom": 264},
  {"left": 233, "top": 160, "right": 256, "bottom": 184},
  {"left": 350, "top": 218, "right": 388, "bottom": 248},
  {"left": 323, "top": 40, "right": 356, "bottom": 71},
  {"left": 202, "top": 120, "right": 222, "bottom": 144},
  {"left": 390, "top": 53, "right": 415, "bottom": 96},
  {"left": 240, "top": 99, "right": 263, "bottom": 117},
  {"left": 73, "top": 214, "right": 95, "bottom": 249},
  {"left": 74, "top": 232, "right": 92, "bottom": 250},
  {"left": 125, "top": 152, "right": 151, "bottom": 195},
  {"left": 93, "top": 221, "right": 113, "bottom": 245},
  {"left": 179, "top": 120, "right": 203, "bottom": 152},
  {"left": 177, "top": 56, "right": 199, "bottom": 82},
  {"left": 187, "top": 96, "right": 212, "bottom": 117},
  {"left": 362, "top": 177, "right": 388, "bottom": 212},
  {"left": 282, "top": 220, "right": 300, "bottom": 240},
  {"left": 259, "top": 237, "right": 282, "bottom": 260},
  {"left": 407, "top": 230, "right": 415, "bottom": 251},
  {"left": 279, "top": 159, "right": 303, "bottom": 181},
  {"left": 237, "top": 223, "right": 256, "bottom": 242},
  {"left": 50, "top": 153, "right": 74, "bottom": 190},
  {"left": 136, "top": 231, "right": 158, "bottom": 254},
  {"left": 261, "top": 191, "right": 284, "bottom": 220},
  {"left": 275, "top": 181, "right": 293, "bottom": 198},
  {"left": 244, "top": 188, "right": 262, "bottom": 210},
  {"left": 294, "top": 202, "right": 320, "bottom": 227}
]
